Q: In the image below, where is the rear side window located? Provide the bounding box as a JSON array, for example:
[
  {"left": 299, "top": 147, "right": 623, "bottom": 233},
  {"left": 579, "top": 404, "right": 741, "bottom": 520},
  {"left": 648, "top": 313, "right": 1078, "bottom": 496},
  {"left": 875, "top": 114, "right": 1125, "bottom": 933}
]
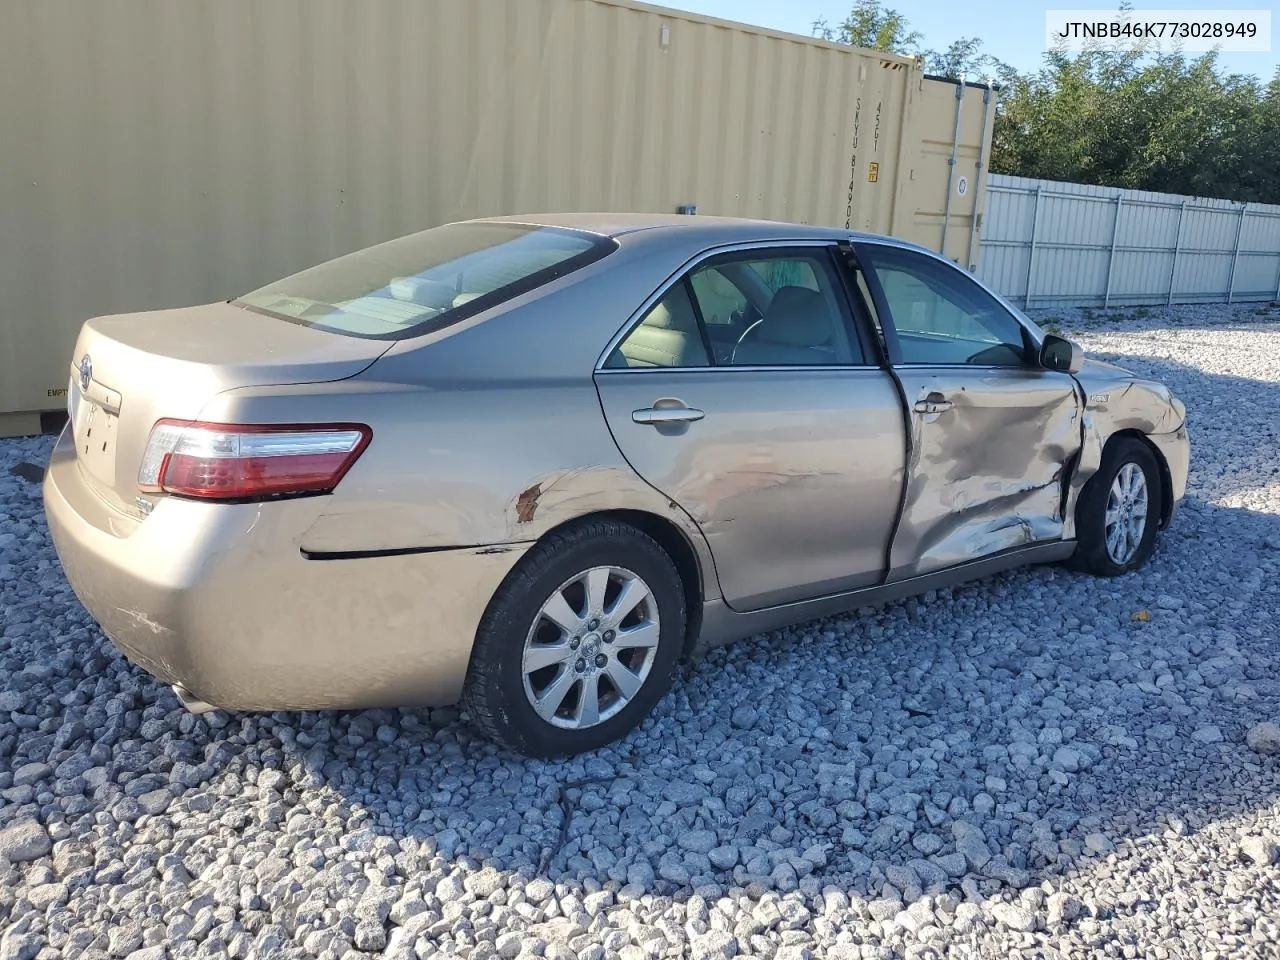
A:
[
  {"left": 744, "top": 259, "right": 819, "bottom": 293},
  {"left": 691, "top": 252, "right": 862, "bottom": 366},
  {"left": 238, "top": 222, "right": 615, "bottom": 340},
  {"left": 605, "top": 283, "right": 711, "bottom": 369},
  {"left": 688, "top": 268, "right": 747, "bottom": 326},
  {"left": 604, "top": 248, "right": 865, "bottom": 369}
]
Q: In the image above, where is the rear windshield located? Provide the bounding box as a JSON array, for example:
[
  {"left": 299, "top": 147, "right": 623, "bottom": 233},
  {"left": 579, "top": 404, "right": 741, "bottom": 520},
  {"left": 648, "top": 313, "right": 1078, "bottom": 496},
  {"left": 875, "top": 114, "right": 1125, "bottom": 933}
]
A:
[{"left": 237, "top": 222, "right": 615, "bottom": 340}]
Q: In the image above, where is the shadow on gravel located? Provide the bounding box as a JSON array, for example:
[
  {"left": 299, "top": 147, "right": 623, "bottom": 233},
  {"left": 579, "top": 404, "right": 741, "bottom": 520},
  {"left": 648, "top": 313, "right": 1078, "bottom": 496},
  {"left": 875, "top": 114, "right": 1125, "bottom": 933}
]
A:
[{"left": 2, "top": 336, "right": 1279, "bottom": 952}]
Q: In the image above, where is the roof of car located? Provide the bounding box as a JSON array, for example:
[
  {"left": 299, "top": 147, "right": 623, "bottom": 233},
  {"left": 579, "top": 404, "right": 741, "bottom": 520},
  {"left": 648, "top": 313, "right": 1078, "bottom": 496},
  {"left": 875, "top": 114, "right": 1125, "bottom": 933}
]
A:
[{"left": 475, "top": 211, "right": 898, "bottom": 244}]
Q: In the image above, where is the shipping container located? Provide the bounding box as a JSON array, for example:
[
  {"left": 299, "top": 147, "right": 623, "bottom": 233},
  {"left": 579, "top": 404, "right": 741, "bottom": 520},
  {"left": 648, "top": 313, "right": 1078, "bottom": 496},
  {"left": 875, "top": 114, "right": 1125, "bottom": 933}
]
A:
[{"left": 0, "top": 0, "right": 994, "bottom": 432}]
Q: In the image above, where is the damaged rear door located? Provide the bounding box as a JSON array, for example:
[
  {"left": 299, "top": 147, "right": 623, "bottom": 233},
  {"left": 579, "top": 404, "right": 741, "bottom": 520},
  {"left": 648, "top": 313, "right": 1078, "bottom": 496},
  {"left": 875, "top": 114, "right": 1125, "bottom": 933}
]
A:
[{"left": 855, "top": 242, "right": 1082, "bottom": 579}]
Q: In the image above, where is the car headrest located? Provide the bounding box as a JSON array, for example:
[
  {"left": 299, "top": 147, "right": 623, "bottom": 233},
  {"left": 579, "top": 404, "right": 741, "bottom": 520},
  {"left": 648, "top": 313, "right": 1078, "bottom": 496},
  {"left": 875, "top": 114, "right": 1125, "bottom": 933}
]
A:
[
  {"left": 388, "top": 277, "right": 457, "bottom": 308},
  {"left": 644, "top": 293, "right": 699, "bottom": 333},
  {"left": 759, "top": 286, "right": 832, "bottom": 347}
]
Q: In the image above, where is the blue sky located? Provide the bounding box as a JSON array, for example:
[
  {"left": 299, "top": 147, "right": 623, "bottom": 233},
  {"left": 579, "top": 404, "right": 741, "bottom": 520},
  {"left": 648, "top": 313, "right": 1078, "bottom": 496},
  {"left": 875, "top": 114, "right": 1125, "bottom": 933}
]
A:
[{"left": 667, "top": 0, "right": 1279, "bottom": 81}]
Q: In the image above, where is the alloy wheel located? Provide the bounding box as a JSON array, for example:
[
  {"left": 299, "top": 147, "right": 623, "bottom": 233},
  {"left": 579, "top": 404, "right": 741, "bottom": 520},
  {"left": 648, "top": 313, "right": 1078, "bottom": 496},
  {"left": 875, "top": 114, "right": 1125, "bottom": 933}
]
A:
[
  {"left": 1104, "top": 462, "right": 1149, "bottom": 565},
  {"left": 521, "top": 566, "right": 661, "bottom": 729}
]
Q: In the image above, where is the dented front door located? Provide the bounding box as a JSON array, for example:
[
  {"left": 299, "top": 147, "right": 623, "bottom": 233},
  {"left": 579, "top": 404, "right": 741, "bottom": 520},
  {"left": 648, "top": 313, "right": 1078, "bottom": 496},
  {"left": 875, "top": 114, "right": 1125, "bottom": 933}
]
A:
[
  {"left": 852, "top": 241, "right": 1083, "bottom": 580},
  {"left": 888, "top": 368, "right": 1081, "bottom": 578}
]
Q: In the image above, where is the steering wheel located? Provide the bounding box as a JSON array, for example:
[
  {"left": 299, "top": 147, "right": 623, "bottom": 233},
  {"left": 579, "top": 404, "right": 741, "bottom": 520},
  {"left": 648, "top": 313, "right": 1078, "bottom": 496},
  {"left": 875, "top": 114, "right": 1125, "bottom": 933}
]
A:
[{"left": 730, "top": 319, "right": 767, "bottom": 364}]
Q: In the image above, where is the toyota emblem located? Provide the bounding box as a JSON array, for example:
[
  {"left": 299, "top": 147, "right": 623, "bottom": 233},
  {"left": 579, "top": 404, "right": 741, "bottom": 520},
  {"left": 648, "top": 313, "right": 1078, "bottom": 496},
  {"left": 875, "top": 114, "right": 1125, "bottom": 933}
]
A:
[{"left": 78, "top": 354, "right": 93, "bottom": 391}]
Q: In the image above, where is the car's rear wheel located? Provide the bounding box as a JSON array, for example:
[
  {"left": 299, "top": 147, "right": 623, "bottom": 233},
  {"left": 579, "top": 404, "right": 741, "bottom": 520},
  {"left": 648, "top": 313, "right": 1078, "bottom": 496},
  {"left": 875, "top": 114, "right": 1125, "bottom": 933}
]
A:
[
  {"left": 1070, "top": 437, "right": 1163, "bottom": 577},
  {"left": 462, "top": 519, "right": 685, "bottom": 757}
]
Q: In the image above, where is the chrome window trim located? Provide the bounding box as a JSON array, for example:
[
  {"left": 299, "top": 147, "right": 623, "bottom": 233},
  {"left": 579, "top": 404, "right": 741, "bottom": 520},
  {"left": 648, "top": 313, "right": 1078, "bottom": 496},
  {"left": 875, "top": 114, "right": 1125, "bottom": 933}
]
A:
[
  {"left": 593, "top": 238, "right": 879, "bottom": 373},
  {"left": 595, "top": 363, "right": 888, "bottom": 375},
  {"left": 891, "top": 363, "right": 1057, "bottom": 372}
]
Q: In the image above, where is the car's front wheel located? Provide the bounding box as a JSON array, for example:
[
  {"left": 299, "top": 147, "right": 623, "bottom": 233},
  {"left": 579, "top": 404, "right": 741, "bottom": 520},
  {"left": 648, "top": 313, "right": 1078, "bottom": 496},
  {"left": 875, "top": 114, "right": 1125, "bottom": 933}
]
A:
[
  {"left": 462, "top": 519, "right": 686, "bottom": 757},
  {"left": 1071, "top": 437, "right": 1164, "bottom": 577}
]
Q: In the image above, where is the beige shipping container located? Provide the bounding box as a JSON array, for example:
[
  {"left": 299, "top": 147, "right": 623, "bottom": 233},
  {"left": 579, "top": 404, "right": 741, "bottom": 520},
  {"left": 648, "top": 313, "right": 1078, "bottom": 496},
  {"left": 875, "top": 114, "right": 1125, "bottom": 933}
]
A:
[{"left": 0, "top": 0, "right": 993, "bottom": 431}]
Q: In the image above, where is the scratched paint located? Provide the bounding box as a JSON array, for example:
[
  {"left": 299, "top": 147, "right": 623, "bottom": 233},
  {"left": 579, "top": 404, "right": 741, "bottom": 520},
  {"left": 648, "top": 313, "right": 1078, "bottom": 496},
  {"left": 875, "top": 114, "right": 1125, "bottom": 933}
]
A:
[{"left": 515, "top": 483, "right": 542, "bottom": 524}]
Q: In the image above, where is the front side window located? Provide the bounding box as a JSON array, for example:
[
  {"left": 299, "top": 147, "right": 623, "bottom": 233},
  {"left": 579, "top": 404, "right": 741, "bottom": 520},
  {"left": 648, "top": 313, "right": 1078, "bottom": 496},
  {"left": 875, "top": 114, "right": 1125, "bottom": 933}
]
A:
[
  {"left": 861, "top": 245, "right": 1028, "bottom": 366},
  {"left": 238, "top": 222, "right": 614, "bottom": 340}
]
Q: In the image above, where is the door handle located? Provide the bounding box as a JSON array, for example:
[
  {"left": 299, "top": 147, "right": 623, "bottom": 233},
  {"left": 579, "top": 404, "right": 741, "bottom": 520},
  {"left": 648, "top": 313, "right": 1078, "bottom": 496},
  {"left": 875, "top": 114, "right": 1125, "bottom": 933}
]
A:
[
  {"left": 632, "top": 406, "right": 705, "bottom": 425},
  {"left": 913, "top": 392, "right": 953, "bottom": 415}
]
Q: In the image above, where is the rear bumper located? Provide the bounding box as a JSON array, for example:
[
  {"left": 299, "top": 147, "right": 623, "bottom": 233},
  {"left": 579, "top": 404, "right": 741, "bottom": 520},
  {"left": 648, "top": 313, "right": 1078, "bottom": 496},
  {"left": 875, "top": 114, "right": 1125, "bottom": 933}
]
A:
[
  {"left": 43, "top": 428, "right": 528, "bottom": 710},
  {"left": 1148, "top": 424, "right": 1190, "bottom": 526}
]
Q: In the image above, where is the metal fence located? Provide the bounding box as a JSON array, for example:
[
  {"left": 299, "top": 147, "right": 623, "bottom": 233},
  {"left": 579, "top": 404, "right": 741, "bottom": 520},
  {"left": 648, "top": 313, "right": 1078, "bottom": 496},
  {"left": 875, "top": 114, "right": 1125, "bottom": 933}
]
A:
[{"left": 976, "top": 174, "right": 1280, "bottom": 309}]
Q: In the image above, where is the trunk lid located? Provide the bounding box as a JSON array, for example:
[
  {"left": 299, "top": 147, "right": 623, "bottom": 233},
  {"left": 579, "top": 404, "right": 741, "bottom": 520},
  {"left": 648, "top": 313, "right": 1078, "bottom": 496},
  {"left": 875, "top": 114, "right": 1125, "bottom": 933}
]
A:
[{"left": 66, "top": 301, "right": 389, "bottom": 514}]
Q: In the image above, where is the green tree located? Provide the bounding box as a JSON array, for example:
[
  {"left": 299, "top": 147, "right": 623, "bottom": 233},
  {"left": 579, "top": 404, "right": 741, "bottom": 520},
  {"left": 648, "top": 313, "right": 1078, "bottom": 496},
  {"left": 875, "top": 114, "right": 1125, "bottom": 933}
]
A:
[
  {"left": 813, "top": 0, "right": 1007, "bottom": 81},
  {"left": 1243, "top": 70, "right": 1280, "bottom": 202},
  {"left": 812, "top": 0, "right": 920, "bottom": 54},
  {"left": 991, "top": 49, "right": 1280, "bottom": 203},
  {"left": 818, "top": 0, "right": 1280, "bottom": 202},
  {"left": 924, "top": 37, "right": 1013, "bottom": 84}
]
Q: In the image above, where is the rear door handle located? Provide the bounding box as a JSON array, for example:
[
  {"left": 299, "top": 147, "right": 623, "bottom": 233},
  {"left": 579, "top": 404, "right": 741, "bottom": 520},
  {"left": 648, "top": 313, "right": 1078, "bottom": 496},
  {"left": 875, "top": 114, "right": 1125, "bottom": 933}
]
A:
[
  {"left": 632, "top": 406, "right": 706, "bottom": 425},
  {"left": 913, "top": 392, "right": 953, "bottom": 415}
]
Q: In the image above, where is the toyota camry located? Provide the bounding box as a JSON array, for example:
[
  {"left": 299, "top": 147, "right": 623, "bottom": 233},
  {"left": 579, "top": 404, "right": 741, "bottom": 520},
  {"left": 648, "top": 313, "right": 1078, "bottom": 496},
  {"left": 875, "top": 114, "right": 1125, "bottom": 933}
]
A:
[{"left": 44, "top": 214, "right": 1190, "bottom": 756}]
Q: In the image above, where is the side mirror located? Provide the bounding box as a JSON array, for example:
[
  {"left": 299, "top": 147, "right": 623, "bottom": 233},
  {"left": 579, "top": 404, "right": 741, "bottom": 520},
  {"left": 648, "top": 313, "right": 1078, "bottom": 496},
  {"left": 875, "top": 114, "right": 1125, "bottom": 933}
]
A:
[{"left": 1040, "top": 333, "right": 1084, "bottom": 375}]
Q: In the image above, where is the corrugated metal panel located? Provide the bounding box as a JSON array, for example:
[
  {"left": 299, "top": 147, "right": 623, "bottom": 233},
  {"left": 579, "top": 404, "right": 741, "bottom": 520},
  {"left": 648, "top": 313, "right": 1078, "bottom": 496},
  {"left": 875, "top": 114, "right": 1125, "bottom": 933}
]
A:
[
  {"left": 0, "top": 0, "right": 992, "bottom": 417},
  {"left": 978, "top": 173, "right": 1280, "bottom": 309}
]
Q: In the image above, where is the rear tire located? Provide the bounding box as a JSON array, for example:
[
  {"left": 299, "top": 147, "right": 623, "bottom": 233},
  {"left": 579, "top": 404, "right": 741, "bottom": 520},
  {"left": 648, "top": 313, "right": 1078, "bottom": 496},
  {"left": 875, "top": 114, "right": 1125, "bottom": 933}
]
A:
[
  {"left": 1070, "top": 437, "right": 1163, "bottom": 577},
  {"left": 462, "top": 519, "right": 685, "bottom": 757}
]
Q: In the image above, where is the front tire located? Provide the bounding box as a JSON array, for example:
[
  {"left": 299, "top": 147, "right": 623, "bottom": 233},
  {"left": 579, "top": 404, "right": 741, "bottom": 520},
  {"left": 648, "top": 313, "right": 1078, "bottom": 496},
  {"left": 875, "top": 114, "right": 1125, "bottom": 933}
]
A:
[
  {"left": 1071, "top": 437, "right": 1163, "bottom": 577},
  {"left": 462, "top": 519, "right": 686, "bottom": 757}
]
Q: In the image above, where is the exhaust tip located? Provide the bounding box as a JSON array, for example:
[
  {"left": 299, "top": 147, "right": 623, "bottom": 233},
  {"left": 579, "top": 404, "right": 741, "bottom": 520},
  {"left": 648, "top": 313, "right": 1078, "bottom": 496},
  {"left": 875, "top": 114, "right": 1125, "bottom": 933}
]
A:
[{"left": 172, "top": 684, "right": 219, "bottom": 715}]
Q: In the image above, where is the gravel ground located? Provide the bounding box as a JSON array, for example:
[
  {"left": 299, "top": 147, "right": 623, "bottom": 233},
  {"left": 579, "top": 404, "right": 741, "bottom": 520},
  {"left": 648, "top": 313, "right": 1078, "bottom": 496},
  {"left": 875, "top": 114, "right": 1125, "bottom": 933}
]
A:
[{"left": 2, "top": 302, "right": 1279, "bottom": 960}]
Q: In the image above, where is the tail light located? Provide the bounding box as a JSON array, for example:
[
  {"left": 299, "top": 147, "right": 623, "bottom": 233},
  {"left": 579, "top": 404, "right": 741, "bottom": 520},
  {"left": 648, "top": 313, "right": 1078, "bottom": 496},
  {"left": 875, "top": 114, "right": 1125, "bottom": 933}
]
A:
[{"left": 137, "top": 420, "right": 371, "bottom": 501}]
